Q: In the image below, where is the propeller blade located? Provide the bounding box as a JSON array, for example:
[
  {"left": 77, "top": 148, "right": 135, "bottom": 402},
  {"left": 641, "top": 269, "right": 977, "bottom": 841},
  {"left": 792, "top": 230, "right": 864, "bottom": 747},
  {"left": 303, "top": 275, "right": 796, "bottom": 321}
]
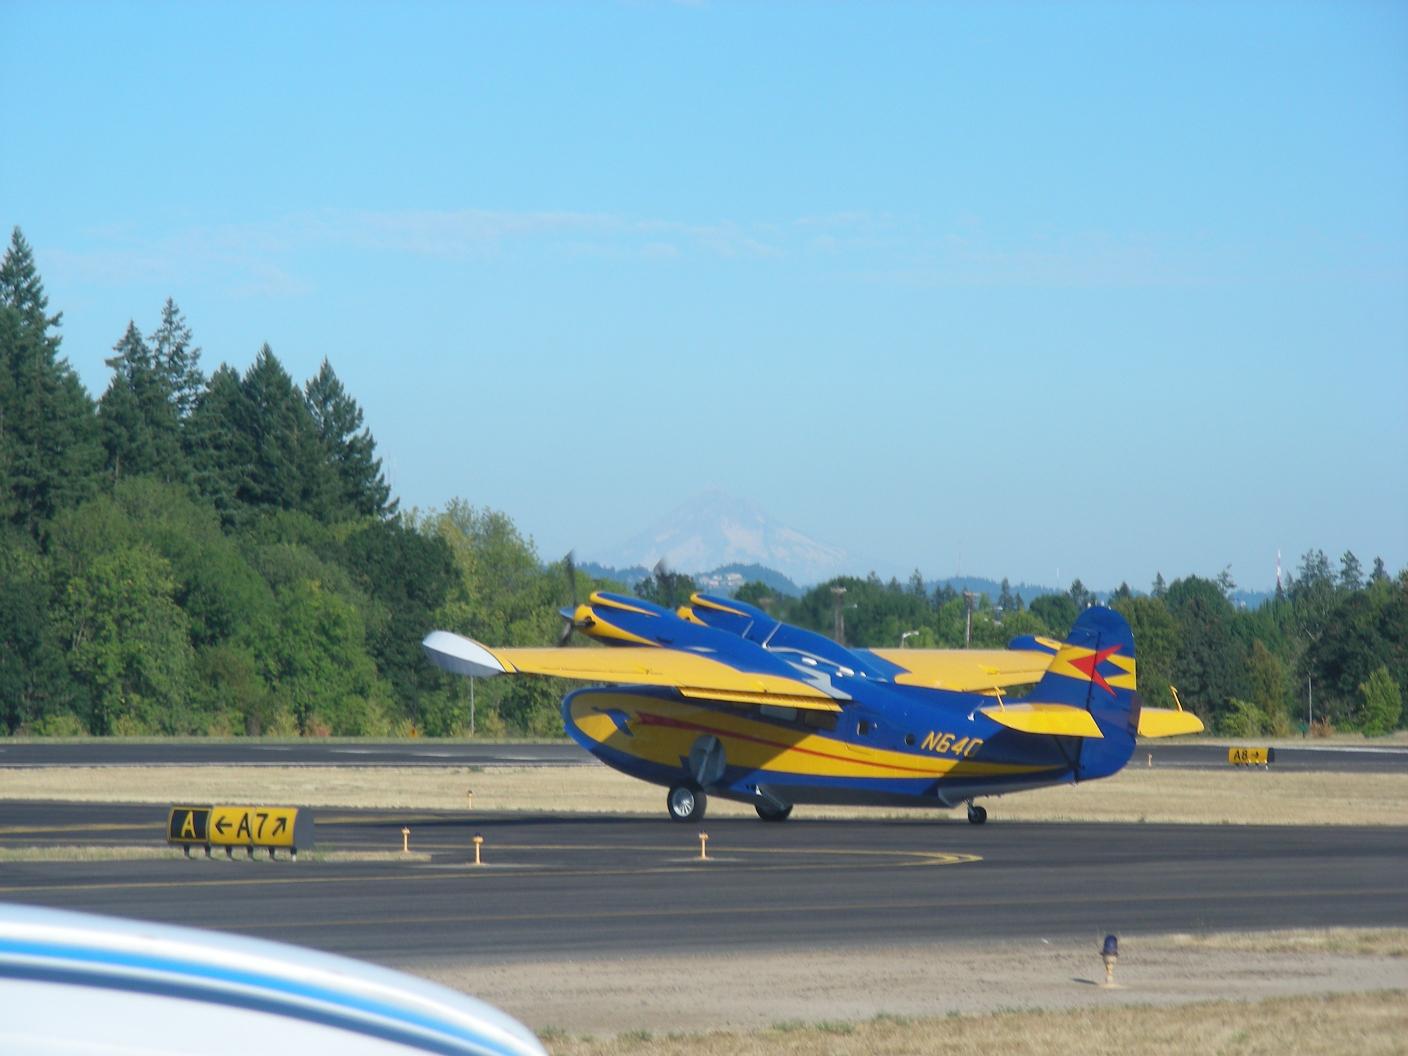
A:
[{"left": 558, "top": 550, "right": 579, "bottom": 646}]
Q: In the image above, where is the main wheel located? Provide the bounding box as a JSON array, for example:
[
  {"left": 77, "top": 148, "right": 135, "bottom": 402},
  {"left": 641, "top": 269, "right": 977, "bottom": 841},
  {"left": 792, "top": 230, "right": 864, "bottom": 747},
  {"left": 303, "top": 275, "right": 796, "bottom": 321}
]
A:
[
  {"left": 966, "top": 803, "right": 987, "bottom": 825},
  {"left": 667, "top": 783, "right": 706, "bottom": 822},
  {"left": 755, "top": 800, "right": 793, "bottom": 822}
]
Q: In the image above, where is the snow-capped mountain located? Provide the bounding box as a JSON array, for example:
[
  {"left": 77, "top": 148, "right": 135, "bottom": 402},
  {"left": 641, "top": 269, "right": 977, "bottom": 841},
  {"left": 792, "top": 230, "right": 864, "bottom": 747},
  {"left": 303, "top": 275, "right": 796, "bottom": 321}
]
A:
[{"left": 591, "top": 490, "right": 849, "bottom": 587}]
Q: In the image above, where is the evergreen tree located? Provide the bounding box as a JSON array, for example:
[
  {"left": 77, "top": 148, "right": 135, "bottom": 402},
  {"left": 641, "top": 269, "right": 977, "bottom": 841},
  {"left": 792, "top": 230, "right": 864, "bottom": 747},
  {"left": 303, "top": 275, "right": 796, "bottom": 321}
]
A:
[
  {"left": 0, "top": 227, "right": 101, "bottom": 534},
  {"left": 1068, "top": 578, "right": 1095, "bottom": 610},
  {"left": 240, "top": 345, "right": 335, "bottom": 517},
  {"left": 1370, "top": 556, "right": 1389, "bottom": 585},
  {"left": 1339, "top": 550, "right": 1363, "bottom": 592},
  {"left": 98, "top": 321, "right": 183, "bottom": 483},
  {"left": 1216, "top": 564, "right": 1236, "bottom": 598},
  {"left": 304, "top": 358, "right": 394, "bottom": 518},
  {"left": 998, "top": 577, "right": 1015, "bottom": 612},
  {"left": 186, "top": 364, "right": 253, "bottom": 526},
  {"left": 1152, "top": 571, "right": 1167, "bottom": 598},
  {"left": 148, "top": 298, "right": 204, "bottom": 420}
]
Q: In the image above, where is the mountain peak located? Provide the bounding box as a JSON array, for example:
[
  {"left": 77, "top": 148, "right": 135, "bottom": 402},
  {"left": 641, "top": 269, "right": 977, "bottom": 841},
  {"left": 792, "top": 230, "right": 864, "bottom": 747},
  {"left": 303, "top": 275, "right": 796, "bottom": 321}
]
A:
[{"left": 592, "top": 490, "right": 848, "bottom": 587}]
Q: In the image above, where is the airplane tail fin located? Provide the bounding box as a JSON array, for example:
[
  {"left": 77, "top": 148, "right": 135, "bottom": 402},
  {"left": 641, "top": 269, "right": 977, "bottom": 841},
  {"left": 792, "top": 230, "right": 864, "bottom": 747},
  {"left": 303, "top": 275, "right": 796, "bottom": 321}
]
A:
[{"left": 981, "top": 606, "right": 1139, "bottom": 778}]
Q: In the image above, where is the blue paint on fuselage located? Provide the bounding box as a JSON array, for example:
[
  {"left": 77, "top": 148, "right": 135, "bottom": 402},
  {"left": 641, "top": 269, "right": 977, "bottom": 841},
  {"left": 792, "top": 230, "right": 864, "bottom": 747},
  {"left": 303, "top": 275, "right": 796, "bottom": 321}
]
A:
[{"left": 563, "top": 602, "right": 1138, "bottom": 810}]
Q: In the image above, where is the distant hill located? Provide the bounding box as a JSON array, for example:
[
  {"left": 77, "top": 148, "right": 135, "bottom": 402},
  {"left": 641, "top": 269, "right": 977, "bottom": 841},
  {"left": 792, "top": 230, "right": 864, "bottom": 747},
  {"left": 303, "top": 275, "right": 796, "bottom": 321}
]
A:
[{"left": 578, "top": 560, "right": 803, "bottom": 599}]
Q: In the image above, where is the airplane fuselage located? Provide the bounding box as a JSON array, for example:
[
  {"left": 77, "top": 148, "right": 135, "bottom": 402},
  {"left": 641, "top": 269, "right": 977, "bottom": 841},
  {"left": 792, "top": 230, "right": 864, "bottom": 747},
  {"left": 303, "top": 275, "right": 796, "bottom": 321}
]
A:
[{"left": 563, "top": 680, "right": 1131, "bottom": 812}]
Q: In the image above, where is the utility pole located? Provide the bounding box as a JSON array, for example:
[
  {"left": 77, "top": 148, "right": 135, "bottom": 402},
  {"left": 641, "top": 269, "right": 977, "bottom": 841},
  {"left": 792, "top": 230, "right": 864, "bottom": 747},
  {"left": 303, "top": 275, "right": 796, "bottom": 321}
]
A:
[
  {"left": 470, "top": 677, "right": 476, "bottom": 738},
  {"left": 963, "top": 591, "right": 976, "bottom": 648},
  {"left": 1306, "top": 675, "right": 1312, "bottom": 734},
  {"left": 831, "top": 585, "right": 847, "bottom": 646}
]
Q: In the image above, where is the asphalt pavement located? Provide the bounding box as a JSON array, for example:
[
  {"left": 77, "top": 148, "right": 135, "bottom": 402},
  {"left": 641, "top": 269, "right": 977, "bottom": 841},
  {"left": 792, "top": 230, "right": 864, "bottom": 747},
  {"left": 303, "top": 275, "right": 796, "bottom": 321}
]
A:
[
  {"left": 4, "top": 739, "right": 1405, "bottom": 771},
  {"left": 1, "top": 803, "right": 1404, "bottom": 967}
]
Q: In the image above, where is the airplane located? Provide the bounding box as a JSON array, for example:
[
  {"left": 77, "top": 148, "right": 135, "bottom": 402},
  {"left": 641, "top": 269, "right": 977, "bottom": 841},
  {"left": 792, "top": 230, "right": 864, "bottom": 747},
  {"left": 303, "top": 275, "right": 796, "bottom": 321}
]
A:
[{"left": 422, "top": 590, "right": 1203, "bottom": 824}]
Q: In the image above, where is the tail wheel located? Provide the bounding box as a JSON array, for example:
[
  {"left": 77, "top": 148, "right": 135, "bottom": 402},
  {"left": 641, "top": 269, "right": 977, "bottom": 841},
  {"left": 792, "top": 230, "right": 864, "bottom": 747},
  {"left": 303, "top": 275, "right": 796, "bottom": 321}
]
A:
[
  {"left": 667, "top": 784, "right": 706, "bottom": 823},
  {"left": 755, "top": 800, "right": 793, "bottom": 823},
  {"left": 967, "top": 802, "right": 987, "bottom": 825}
]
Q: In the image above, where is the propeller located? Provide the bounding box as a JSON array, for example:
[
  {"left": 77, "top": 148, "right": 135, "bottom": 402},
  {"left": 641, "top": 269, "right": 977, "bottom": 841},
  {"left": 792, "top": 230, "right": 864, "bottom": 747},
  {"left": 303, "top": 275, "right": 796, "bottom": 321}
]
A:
[{"left": 556, "top": 550, "right": 579, "bottom": 646}]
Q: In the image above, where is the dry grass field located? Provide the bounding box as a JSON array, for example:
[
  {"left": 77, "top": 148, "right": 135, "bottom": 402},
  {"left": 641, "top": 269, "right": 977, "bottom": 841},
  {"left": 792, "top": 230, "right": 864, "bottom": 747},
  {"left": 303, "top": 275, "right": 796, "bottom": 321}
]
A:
[
  {"left": 539, "top": 991, "right": 1408, "bottom": 1056},
  {"left": 4, "top": 761, "right": 1406, "bottom": 826}
]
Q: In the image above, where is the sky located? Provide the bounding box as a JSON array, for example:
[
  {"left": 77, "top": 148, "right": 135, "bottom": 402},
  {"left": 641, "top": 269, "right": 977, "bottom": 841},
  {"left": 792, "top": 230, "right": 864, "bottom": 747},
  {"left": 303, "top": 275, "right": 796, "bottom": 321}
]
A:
[{"left": 3, "top": 1, "right": 1405, "bottom": 590}]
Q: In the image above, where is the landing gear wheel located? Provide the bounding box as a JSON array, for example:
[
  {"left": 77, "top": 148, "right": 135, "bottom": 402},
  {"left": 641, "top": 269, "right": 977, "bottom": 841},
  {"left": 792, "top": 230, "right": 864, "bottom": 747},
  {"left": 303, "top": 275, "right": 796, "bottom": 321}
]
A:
[
  {"left": 966, "top": 803, "right": 988, "bottom": 825},
  {"left": 667, "top": 784, "right": 706, "bottom": 823},
  {"left": 755, "top": 800, "right": 793, "bottom": 822}
]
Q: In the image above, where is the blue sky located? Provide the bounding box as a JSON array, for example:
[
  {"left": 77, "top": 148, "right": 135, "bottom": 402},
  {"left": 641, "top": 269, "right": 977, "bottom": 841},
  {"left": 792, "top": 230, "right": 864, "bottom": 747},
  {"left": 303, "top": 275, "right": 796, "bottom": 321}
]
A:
[{"left": 3, "top": 1, "right": 1405, "bottom": 589}]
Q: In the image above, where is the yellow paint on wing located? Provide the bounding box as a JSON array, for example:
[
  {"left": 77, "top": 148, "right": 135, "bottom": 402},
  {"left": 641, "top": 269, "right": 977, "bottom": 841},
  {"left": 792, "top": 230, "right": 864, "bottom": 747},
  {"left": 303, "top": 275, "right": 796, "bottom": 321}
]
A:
[
  {"left": 872, "top": 648, "right": 1051, "bottom": 691},
  {"left": 494, "top": 647, "right": 835, "bottom": 701}
]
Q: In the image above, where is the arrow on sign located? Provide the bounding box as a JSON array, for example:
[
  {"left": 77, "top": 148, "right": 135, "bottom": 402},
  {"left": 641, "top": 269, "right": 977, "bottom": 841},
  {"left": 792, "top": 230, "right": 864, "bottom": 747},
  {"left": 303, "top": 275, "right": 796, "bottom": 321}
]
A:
[
  {"left": 272, "top": 817, "right": 288, "bottom": 837},
  {"left": 215, "top": 817, "right": 231, "bottom": 835}
]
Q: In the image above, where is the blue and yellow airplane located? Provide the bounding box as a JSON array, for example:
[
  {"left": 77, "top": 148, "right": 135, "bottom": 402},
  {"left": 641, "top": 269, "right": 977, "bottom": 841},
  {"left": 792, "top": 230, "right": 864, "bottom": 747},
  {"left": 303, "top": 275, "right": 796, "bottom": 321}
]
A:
[{"left": 422, "top": 592, "right": 1203, "bottom": 823}]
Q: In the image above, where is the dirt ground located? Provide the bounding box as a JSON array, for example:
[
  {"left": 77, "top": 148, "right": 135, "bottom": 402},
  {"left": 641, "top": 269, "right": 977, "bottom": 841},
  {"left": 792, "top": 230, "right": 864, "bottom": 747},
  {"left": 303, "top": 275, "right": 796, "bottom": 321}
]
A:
[{"left": 410, "top": 930, "right": 1408, "bottom": 1038}]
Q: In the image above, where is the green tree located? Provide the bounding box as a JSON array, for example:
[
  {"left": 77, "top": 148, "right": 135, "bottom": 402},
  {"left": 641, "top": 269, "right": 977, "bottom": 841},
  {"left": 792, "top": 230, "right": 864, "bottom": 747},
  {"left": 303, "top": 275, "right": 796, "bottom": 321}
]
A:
[
  {"left": 98, "top": 321, "right": 184, "bottom": 484},
  {"left": 61, "top": 545, "right": 197, "bottom": 734},
  {"left": 239, "top": 345, "right": 337, "bottom": 518},
  {"left": 186, "top": 364, "right": 253, "bottom": 526},
  {"left": 1248, "top": 639, "right": 1289, "bottom": 735},
  {"left": 1339, "top": 550, "right": 1363, "bottom": 592},
  {"left": 0, "top": 529, "right": 78, "bottom": 733},
  {"left": 304, "top": 358, "right": 395, "bottom": 518},
  {"left": 1370, "top": 556, "right": 1389, "bottom": 585},
  {"left": 1219, "top": 698, "right": 1266, "bottom": 737},
  {"left": 1111, "top": 594, "right": 1181, "bottom": 715},
  {"left": 1068, "top": 578, "right": 1095, "bottom": 611},
  {"left": 337, "top": 517, "right": 457, "bottom": 730},
  {"left": 1165, "top": 576, "right": 1247, "bottom": 720},
  {"left": 265, "top": 578, "right": 390, "bottom": 735},
  {"left": 1359, "top": 666, "right": 1402, "bottom": 736},
  {"left": 148, "top": 297, "right": 204, "bottom": 420},
  {"left": 635, "top": 564, "right": 698, "bottom": 609},
  {"left": 1029, "top": 593, "right": 1078, "bottom": 637},
  {"left": 0, "top": 227, "right": 101, "bottom": 535}
]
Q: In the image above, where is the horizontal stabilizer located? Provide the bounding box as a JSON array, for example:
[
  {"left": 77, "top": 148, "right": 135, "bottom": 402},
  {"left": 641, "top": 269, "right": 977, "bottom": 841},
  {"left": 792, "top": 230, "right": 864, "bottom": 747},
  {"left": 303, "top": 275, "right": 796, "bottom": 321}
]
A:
[
  {"left": 1136, "top": 706, "right": 1206, "bottom": 738},
  {"left": 980, "top": 702, "right": 1104, "bottom": 738}
]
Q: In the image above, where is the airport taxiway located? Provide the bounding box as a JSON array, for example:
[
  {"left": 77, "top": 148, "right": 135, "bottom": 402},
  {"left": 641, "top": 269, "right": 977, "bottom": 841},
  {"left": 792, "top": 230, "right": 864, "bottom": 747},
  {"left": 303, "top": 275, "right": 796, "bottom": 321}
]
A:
[
  {"left": 1, "top": 803, "right": 1404, "bottom": 967},
  {"left": 3, "top": 739, "right": 1405, "bottom": 771}
]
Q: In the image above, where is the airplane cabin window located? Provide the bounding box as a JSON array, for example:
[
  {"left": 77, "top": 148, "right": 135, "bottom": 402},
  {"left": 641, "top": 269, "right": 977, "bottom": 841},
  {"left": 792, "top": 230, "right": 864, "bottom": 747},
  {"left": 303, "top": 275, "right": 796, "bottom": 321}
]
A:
[{"left": 759, "top": 705, "right": 799, "bottom": 723}]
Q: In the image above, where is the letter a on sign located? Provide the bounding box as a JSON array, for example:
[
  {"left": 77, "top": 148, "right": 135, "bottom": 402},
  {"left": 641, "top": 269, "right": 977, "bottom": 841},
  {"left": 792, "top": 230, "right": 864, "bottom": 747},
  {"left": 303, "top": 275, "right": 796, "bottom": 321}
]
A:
[{"left": 180, "top": 811, "right": 197, "bottom": 839}]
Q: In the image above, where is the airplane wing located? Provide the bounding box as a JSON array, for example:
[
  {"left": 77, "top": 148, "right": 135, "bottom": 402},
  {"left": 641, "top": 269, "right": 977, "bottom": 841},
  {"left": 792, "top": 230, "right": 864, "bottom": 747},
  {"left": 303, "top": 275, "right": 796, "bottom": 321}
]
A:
[
  {"left": 863, "top": 648, "right": 1055, "bottom": 692},
  {"left": 422, "top": 631, "right": 843, "bottom": 711}
]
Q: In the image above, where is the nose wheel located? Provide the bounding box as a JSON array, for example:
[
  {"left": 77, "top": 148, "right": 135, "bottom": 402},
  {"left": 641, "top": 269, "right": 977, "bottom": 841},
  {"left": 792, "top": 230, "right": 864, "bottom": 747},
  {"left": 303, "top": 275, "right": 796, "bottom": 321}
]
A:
[
  {"left": 966, "top": 802, "right": 987, "bottom": 825},
  {"left": 667, "top": 783, "right": 707, "bottom": 822}
]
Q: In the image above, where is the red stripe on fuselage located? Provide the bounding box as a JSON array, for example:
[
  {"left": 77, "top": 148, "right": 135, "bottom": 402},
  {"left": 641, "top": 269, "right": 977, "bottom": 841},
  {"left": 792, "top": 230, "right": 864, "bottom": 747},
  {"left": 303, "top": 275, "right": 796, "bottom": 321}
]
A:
[{"left": 631, "top": 709, "right": 947, "bottom": 777}]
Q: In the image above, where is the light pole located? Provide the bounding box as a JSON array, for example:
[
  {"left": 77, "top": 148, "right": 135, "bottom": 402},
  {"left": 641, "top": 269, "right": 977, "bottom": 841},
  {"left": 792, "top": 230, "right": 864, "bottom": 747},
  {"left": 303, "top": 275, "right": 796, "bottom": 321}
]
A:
[
  {"left": 900, "top": 630, "right": 919, "bottom": 648},
  {"left": 963, "top": 591, "right": 976, "bottom": 648},
  {"left": 831, "top": 585, "right": 847, "bottom": 646}
]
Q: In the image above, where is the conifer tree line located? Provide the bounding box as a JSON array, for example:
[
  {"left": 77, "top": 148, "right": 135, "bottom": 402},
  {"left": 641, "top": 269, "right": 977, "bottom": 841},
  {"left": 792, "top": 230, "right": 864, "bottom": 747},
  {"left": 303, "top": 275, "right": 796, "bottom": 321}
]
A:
[{"left": 2, "top": 226, "right": 1404, "bottom": 736}]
